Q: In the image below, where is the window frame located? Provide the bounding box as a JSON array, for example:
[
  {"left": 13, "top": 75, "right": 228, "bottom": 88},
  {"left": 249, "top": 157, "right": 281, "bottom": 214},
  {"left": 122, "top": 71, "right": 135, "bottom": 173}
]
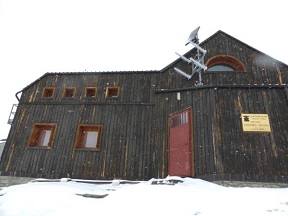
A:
[
  {"left": 74, "top": 124, "right": 102, "bottom": 151},
  {"left": 42, "top": 87, "right": 55, "bottom": 98},
  {"left": 63, "top": 87, "right": 76, "bottom": 98},
  {"left": 205, "top": 55, "right": 246, "bottom": 72},
  {"left": 85, "top": 87, "right": 98, "bottom": 98},
  {"left": 105, "top": 86, "right": 120, "bottom": 99},
  {"left": 28, "top": 123, "right": 56, "bottom": 148}
]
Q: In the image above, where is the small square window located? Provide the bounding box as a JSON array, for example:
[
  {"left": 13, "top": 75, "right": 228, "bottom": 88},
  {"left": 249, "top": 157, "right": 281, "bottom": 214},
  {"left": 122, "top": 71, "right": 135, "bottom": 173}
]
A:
[
  {"left": 29, "top": 124, "right": 56, "bottom": 148},
  {"left": 75, "top": 125, "right": 102, "bottom": 150},
  {"left": 63, "top": 87, "right": 76, "bottom": 98},
  {"left": 42, "top": 87, "right": 55, "bottom": 98},
  {"left": 85, "top": 87, "right": 97, "bottom": 98},
  {"left": 105, "top": 87, "right": 120, "bottom": 99}
]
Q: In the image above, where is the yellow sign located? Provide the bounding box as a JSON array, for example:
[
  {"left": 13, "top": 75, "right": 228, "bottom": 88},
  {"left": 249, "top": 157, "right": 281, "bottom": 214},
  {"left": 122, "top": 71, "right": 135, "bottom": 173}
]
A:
[{"left": 241, "top": 114, "right": 271, "bottom": 132}]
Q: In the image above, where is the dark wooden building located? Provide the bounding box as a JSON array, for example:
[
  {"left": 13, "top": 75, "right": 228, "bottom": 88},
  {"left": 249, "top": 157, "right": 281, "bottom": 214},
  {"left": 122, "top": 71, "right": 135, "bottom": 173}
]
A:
[{"left": 1, "top": 30, "right": 288, "bottom": 182}]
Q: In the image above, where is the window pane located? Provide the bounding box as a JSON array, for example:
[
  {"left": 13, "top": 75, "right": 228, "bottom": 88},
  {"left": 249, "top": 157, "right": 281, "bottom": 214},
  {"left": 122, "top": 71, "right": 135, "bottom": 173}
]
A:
[
  {"left": 86, "top": 88, "right": 96, "bottom": 97},
  {"left": 42, "top": 88, "right": 55, "bottom": 98},
  {"left": 106, "top": 87, "right": 120, "bottom": 98},
  {"left": 207, "top": 64, "right": 235, "bottom": 72},
  {"left": 29, "top": 124, "right": 55, "bottom": 148},
  {"left": 84, "top": 131, "right": 98, "bottom": 148},
  {"left": 38, "top": 130, "right": 51, "bottom": 146},
  {"left": 63, "top": 88, "right": 75, "bottom": 97},
  {"left": 75, "top": 125, "right": 102, "bottom": 150}
]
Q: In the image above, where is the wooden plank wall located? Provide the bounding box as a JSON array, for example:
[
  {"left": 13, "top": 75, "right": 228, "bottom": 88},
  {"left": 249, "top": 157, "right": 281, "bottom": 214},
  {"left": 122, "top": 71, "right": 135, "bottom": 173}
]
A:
[
  {"left": 0, "top": 72, "right": 168, "bottom": 180},
  {"left": 1, "top": 31, "right": 288, "bottom": 182},
  {"left": 153, "top": 31, "right": 288, "bottom": 182},
  {"left": 155, "top": 86, "right": 288, "bottom": 182}
]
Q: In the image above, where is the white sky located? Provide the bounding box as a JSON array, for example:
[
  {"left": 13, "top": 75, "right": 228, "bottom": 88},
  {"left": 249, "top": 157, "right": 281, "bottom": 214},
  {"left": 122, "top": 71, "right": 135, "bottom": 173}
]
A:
[
  {"left": 0, "top": 177, "right": 288, "bottom": 215},
  {"left": 0, "top": 0, "right": 287, "bottom": 139}
]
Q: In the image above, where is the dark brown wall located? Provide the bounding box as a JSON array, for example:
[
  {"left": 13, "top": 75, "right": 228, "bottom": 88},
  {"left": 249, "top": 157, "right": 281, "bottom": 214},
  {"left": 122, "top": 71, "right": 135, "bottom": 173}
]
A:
[
  {"left": 153, "top": 31, "right": 288, "bottom": 182},
  {"left": 155, "top": 87, "right": 288, "bottom": 182},
  {"left": 0, "top": 72, "right": 168, "bottom": 180},
  {"left": 1, "top": 31, "right": 288, "bottom": 182}
]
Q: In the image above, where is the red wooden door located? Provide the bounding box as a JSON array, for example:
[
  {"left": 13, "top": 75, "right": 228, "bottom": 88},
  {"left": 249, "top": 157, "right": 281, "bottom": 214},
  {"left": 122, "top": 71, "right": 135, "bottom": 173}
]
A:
[{"left": 168, "top": 108, "right": 194, "bottom": 177}]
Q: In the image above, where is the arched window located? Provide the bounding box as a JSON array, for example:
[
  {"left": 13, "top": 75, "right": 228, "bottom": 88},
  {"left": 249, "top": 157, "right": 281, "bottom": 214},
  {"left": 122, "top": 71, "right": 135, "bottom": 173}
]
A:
[{"left": 206, "top": 55, "right": 246, "bottom": 72}]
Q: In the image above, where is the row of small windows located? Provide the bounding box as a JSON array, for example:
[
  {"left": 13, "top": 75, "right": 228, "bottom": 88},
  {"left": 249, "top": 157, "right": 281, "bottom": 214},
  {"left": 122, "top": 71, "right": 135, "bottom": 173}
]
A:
[
  {"left": 42, "top": 86, "right": 120, "bottom": 99},
  {"left": 29, "top": 123, "right": 102, "bottom": 150}
]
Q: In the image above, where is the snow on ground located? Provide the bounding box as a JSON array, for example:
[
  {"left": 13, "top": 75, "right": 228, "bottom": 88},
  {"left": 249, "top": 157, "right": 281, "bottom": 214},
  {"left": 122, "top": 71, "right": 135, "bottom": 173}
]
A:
[{"left": 0, "top": 176, "right": 288, "bottom": 216}]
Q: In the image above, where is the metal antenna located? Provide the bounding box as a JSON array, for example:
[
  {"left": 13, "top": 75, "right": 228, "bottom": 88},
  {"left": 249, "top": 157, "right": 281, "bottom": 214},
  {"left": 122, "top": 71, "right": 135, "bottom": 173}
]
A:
[{"left": 174, "top": 26, "right": 207, "bottom": 85}]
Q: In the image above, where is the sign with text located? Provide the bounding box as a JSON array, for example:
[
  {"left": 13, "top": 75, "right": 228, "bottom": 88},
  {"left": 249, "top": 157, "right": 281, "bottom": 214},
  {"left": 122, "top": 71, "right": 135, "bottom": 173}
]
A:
[{"left": 241, "top": 114, "right": 271, "bottom": 132}]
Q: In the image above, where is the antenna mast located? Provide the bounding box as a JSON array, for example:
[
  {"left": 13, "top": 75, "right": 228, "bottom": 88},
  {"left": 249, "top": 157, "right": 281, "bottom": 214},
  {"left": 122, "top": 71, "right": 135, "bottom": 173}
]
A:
[{"left": 174, "top": 26, "right": 207, "bottom": 85}]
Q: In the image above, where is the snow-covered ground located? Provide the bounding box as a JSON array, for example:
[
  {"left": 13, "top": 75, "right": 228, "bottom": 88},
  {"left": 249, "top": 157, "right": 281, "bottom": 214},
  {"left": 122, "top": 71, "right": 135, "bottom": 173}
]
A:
[{"left": 0, "top": 176, "right": 288, "bottom": 216}]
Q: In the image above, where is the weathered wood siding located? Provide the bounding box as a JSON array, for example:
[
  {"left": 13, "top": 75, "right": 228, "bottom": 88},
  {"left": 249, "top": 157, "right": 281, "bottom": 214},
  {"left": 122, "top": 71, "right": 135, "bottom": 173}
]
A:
[
  {"left": 0, "top": 72, "right": 169, "bottom": 180},
  {"left": 1, "top": 31, "right": 288, "bottom": 182},
  {"left": 153, "top": 31, "right": 288, "bottom": 182}
]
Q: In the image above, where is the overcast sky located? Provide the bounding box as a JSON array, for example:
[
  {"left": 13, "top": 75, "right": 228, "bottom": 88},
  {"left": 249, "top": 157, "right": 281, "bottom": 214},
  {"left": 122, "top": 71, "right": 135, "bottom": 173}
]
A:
[{"left": 0, "top": 0, "right": 287, "bottom": 139}]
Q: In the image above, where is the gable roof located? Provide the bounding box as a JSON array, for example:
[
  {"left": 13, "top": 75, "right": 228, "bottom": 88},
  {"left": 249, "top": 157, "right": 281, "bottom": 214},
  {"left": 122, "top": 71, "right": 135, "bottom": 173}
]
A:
[
  {"left": 16, "top": 30, "right": 288, "bottom": 101},
  {"left": 160, "top": 30, "right": 288, "bottom": 72}
]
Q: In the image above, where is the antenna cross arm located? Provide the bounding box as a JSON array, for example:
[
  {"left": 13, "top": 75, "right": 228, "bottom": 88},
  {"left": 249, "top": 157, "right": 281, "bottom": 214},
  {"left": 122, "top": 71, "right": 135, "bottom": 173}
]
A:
[
  {"left": 174, "top": 67, "right": 192, "bottom": 79},
  {"left": 175, "top": 52, "right": 207, "bottom": 70},
  {"left": 175, "top": 52, "right": 192, "bottom": 64},
  {"left": 189, "top": 41, "right": 207, "bottom": 54},
  {"left": 189, "top": 58, "right": 208, "bottom": 70}
]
